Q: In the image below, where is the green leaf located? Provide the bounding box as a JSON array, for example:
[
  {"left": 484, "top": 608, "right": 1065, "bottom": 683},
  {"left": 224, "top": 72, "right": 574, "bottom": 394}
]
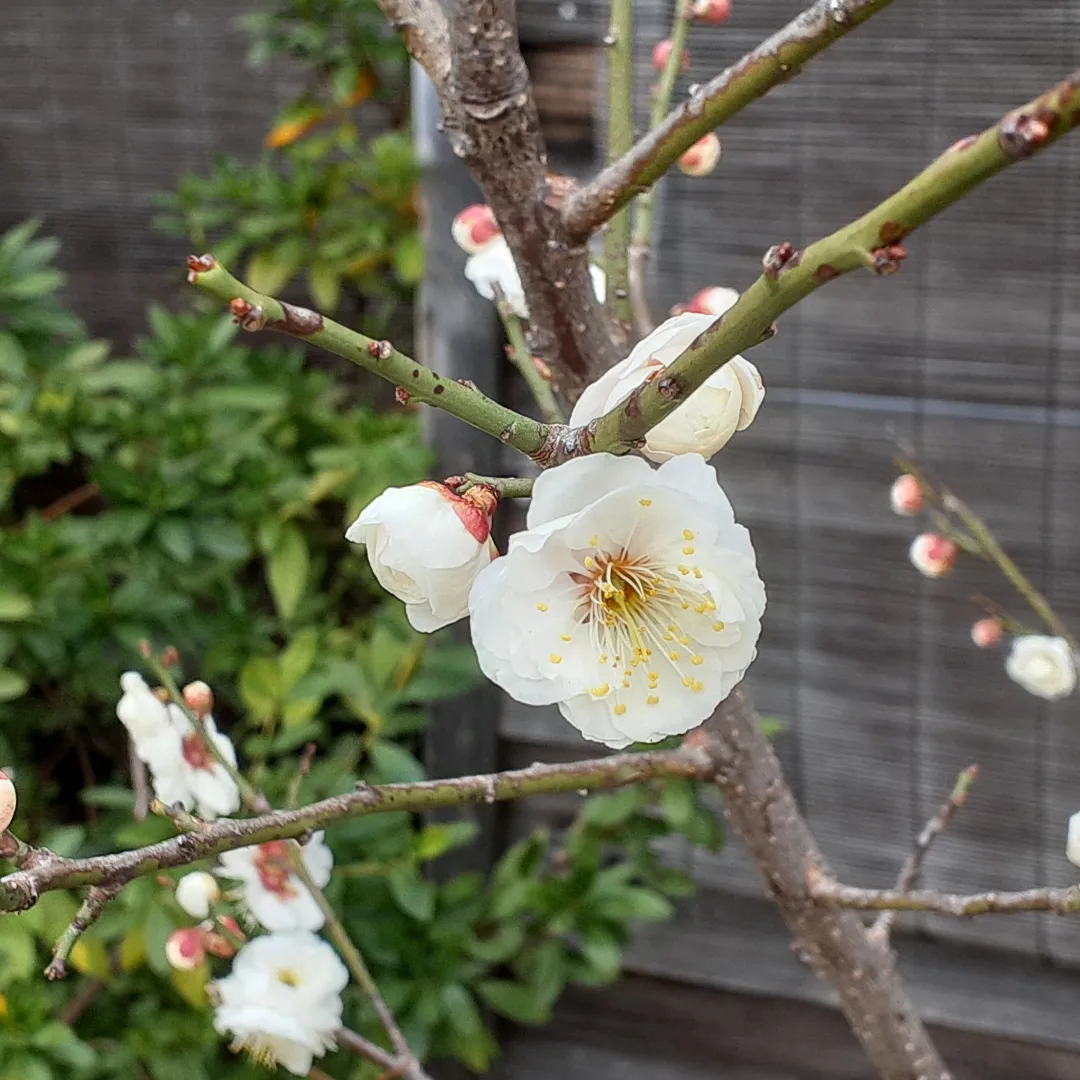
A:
[
  {"left": 413, "top": 821, "right": 478, "bottom": 861},
  {"left": 387, "top": 866, "right": 436, "bottom": 922},
  {"left": 466, "top": 921, "right": 525, "bottom": 963},
  {"left": 280, "top": 628, "right": 319, "bottom": 692},
  {"left": 308, "top": 263, "right": 342, "bottom": 313},
  {"left": 684, "top": 804, "right": 724, "bottom": 851},
  {"left": 0, "top": 592, "right": 33, "bottom": 621},
  {"left": 392, "top": 232, "right": 425, "bottom": 285},
  {"left": 660, "top": 779, "right": 696, "bottom": 830},
  {"left": 523, "top": 938, "right": 565, "bottom": 1009},
  {"left": 368, "top": 738, "right": 425, "bottom": 783},
  {"left": 0, "top": 668, "right": 28, "bottom": 702},
  {"left": 580, "top": 785, "right": 649, "bottom": 828},
  {"left": 579, "top": 926, "right": 623, "bottom": 983},
  {"left": 475, "top": 979, "right": 551, "bottom": 1025},
  {"left": 196, "top": 519, "right": 251, "bottom": 560},
  {"left": 239, "top": 656, "right": 281, "bottom": 724},
  {"left": 156, "top": 518, "right": 194, "bottom": 563},
  {"left": 0, "top": 921, "right": 37, "bottom": 985},
  {"left": 246, "top": 243, "right": 303, "bottom": 295},
  {"left": 592, "top": 886, "right": 674, "bottom": 924},
  {"left": 267, "top": 524, "right": 309, "bottom": 621}
]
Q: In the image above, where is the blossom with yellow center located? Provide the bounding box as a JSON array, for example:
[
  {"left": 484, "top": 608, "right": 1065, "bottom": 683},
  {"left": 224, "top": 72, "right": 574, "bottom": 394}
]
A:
[{"left": 469, "top": 454, "right": 765, "bottom": 748}]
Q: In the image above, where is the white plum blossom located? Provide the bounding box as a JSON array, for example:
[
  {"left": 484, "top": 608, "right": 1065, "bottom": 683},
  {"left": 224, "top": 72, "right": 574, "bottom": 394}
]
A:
[
  {"left": 569, "top": 313, "right": 764, "bottom": 464},
  {"left": 175, "top": 871, "right": 222, "bottom": 919},
  {"left": 1067, "top": 812, "right": 1080, "bottom": 869},
  {"left": 463, "top": 236, "right": 606, "bottom": 320},
  {"left": 1005, "top": 635, "right": 1077, "bottom": 701},
  {"left": 346, "top": 481, "right": 498, "bottom": 632},
  {"left": 469, "top": 453, "right": 765, "bottom": 749},
  {"left": 218, "top": 834, "right": 333, "bottom": 932},
  {"left": 116, "top": 672, "right": 241, "bottom": 820},
  {"left": 213, "top": 931, "right": 348, "bottom": 1076},
  {"left": 0, "top": 769, "right": 14, "bottom": 832}
]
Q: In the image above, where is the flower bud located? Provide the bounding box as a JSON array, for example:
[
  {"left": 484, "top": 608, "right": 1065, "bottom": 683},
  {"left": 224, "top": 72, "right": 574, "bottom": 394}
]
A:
[
  {"left": 166, "top": 927, "right": 207, "bottom": 970},
  {"left": 1067, "top": 811, "right": 1080, "bottom": 869},
  {"left": 678, "top": 133, "right": 721, "bottom": 177},
  {"left": 0, "top": 770, "right": 15, "bottom": 832},
  {"left": 692, "top": 0, "right": 732, "bottom": 22},
  {"left": 205, "top": 915, "right": 245, "bottom": 959},
  {"left": 682, "top": 285, "right": 739, "bottom": 317},
  {"left": 175, "top": 871, "right": 221, "bottom": 919},
  {"left": 652, "top": 39, "right": 690, "bottom": 73},
  {"left": 182, "top": 680, "right": 214, "bottom": 718},
  {"left": 1005, "top": 635, "right": 1077, "bottom": 701},
  {"left": 890, "top": 474, "right": 924, "bottom": 516},
  {"left": 909, "top": 533, "right": 958, "bottom": 578},
  {"left": 970, "top": 618, "right": 1004, "bottom": 649},
  {"left": 451, "top": 204, "right": 501, "bottom": 255}
]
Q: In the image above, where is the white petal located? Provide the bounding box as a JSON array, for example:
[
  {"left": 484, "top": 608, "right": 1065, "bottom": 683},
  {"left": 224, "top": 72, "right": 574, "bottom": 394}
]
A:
[
  {"left": 527, "top": 453, "right": 653, "bottom": 529},
  {"left": 1067, "top": 811, "right": 1080, "bottom": 869},
  {"left": 302, "top": 833, "right": 334, "bottom": 887}
]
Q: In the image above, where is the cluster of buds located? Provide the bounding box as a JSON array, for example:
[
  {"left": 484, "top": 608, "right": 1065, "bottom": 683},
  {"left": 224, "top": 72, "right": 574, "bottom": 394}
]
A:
[
  {"left": 166, "top": 870, "right": 245, "bottom": 970},
  {"left": 890, "top": 474, "right": 959, "bottom": 580}
]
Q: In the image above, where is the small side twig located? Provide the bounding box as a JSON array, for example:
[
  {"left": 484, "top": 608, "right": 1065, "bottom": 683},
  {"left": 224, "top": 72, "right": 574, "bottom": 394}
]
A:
[
  {"left": 492, "top": 285, "right": 565, "bottom": 425},
  {"left": 287, "top": 743, "right": 318, "bottom": 811},
  {"left": 45, "top": 883, "right": 124, "bottom": 980},
  {"left": 871, "top": 764, "right": 980, "bottom": 943}
]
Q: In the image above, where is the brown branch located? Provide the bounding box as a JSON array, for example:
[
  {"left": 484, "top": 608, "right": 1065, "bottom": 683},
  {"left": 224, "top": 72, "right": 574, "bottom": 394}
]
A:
[
  {"left": 872, "top": 765, "right": 980, "bottom": 943},
  {"left": 0, "top": 749, "right": 711, "bottom": 913},
  {"left": 562, "top": 0, "right": 898, "bottom": 240},
  {"left": 690, "top": 688, "right": 952, "bottom": 1080},
  {"left": 373, "top": 0, "right": 451, "bottom": 92},
  {"left": 41, "top": 482, "right": 100, "bottom": 522},
  {"left": 809, "top": 877, "right": 1080, "bottom": 918},
  {"left": 436, "top": 0, "right": 619, "bottom": 392}
]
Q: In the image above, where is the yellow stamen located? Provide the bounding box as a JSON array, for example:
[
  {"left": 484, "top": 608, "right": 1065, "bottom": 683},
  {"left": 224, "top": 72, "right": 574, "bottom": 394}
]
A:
[
  {"left": 537, "top": 602, "right": 548, "bottom": 612},
  {"left": 647, "top": 695, "right": 660, "bottom": 705},
  {"left": 591, "top": 683, "right": 610, "bottom": 697},
  {"left": 614, "top": 703, "right": 627, "bottom": 716},
  {"left": 712, "top": 621, "right": 725, "bottom": 632},
  {"left": 669, "top": 650, "right": 680, "bottom": 661},
  {"left": 693, "top": 568, "right": 703, "bottom": 579},
  {"left": 639, "top": 498, "right": 652, "bottom": 507},
  {"left": 691, "top": 655, "right": 704, "bottom": 666},
  {"left": 683, "top": 529, "right": 695, "bottom": 540},
  {"left": 561, "top": 634, "right": 572, "bottom": 642},
  {"left": 549, "top": 654, "right": 562, "bottom": 664},
  {"left": 590, "top": 534, "right": 599, "bottom": 547},
  {"left": 683, "top": 546, "right": 695, "bottom": 556}
]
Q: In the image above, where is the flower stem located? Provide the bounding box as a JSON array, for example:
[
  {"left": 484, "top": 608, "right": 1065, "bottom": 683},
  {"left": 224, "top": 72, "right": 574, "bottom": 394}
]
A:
[
  {"left": 603, "top": 0, "right": 635, "bottom": 335},
  {"left": 461, "top": 473, "right": 534, "bottom": 499},
  {"left": 493, "top": 289, "right": 565, "bottom": 424}
]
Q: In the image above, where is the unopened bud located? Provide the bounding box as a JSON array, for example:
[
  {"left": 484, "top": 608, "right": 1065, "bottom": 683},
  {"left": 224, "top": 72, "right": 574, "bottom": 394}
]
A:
[
  {"left": 462, "top": 485, "right": 499, "bottom": 519},
  {"left": 677, "top": 132, "right": 721, "bottom": 177},
  {"left": 970, "top": 618, "right": 1004, "bottom": 649},
  {"left": 909, "top": 533, "right": 958, "bottom": 579},
  {"left": 890, "top": 474, "right": 925, "bottom": 516},
  {"left": 161, "top": 645, "right": 181, "bottom": 669},
  {"left": 394, "top": 386, "right": 412, "bottom": 406},
  {"left": 683, "top": 285, "right": 739, "bottom": 317},
  {"left": 174, "top": 871, "right": 221, "bottom": 918},
  {"left": 205, "top": 915, "right": 245, "bottom": 959},
  {"left": 1067, "top": 811, "right": 1080, "bottom": 869},
  {"left": 451, "top": 204, "right": 501, "bottom": 255},
  {"left": 691, "top": 0, "right": 732, "bottom": 22},
  {"left": 0, "top": 770, "right": 16, "bottom": 832},
  {"left": 165, "top": 927, "right": 207, "bottom": 970},
  {"left": 652, "top": 39, "right": 690, "bottom": 73},
  {"left": 182, "top": 680, "right": 214, "bottom": 718}
]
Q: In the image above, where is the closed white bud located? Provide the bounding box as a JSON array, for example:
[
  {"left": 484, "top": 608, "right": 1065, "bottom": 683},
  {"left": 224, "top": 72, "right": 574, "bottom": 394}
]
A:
[
  {"left": 970, "top": 618, "right": 1004, "bottom": 649},
  {"left": 682, "top": 285, "right": 739, "bottom": 317},
  {"left": 182, "top": 680, "right": 214, "bottom": 717},
  {"left": 1005, "top": 635, "right": 1077, "bottom": 701},
  {"left": 451, "top": 204, "right": 501, "bottom": 255},
  {"left": 0, "top": 770, "right": 15, "bottom": 832},
  {"left": 890, "top": 474, "right": 924, "bottom": 516},
  {"left": 692, "top": 0, "right": 732, "bottom": 22},
  {"left": 678, "top": 133, "right": 721, "bottom": 177},
  {"left": 166, "top": 927, "right": 207, "bottom": 970},
  {"left": 1067, "top": 811, "right": 1080, "bottom": 869},
  {"left": 908, "top": 533, "right": 957, "bottom": 578},
  {"left": 175, "top": 871, "right": 222, "bottom": 919}
]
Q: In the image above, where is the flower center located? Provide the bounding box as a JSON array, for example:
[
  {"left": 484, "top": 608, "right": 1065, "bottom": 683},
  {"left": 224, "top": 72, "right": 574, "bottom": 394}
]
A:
[
  {"left": 254, "top": 840, "right": 299, "bottom": 898},
  {"left": 182, "top": 733, "right": 215, "bottom": 771},
  {"left": 567, "top": 535, "right": 725, "bottom": 712},
  {"left": 276, "top": 967, "right": 301, "bottom": 987}
]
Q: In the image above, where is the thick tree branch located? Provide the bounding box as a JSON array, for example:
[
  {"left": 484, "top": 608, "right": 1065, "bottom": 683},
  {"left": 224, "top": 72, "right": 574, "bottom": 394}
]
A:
[
  {"left": 0, "top": 749, "right": 710, "bottom": 913},
  {"left": 690, "top": 688, "right": 951, "bottom": 1080},
  {"left": 373, "top": 0, "right": 451, "bottom": 92},
  {"left": 809, "top": 878, "right": 1080, "bottom": 917},
  {"left": 562, "top": 0, "right": 898, "bottom": 240},
  {"left": 186, "top": 255, "right": 549, "bottom": 459},
  {"left": 438, "top": 0, "right": 619, "bottom": 391},
  {"left": 533, "top": 66, "right": 1080, "bottom": 463}
]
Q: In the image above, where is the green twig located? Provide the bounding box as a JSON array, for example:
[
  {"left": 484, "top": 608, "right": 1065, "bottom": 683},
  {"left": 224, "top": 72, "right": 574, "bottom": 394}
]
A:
[
  {"left": 571, "top": 68, "right": 1080, "bottom": 458},
  {"left": 493, "top": 287, "right": 565, "bottom": 424},
  {"left": 628, "top": 0, "right": 692, "bottom": 335},
  {"left": 186, "top": 256, "right": 547, "bottom": 460},
  {"left": 604, "top": 0, "right": 635, "bottom": 335},
  {"left": 43, "top": 884, "right": 123, "bottom": 980},
  {"left": 563, "top": 0, "right": 899, "bottom": 239},
  {"left": 461, "top": 473, "right": 535, "bottom": 499}
]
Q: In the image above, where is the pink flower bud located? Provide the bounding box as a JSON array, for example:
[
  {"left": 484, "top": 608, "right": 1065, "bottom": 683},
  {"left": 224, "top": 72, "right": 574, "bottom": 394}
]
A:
[
  {"left": 165, "top": 927, "right": 207, "bottom": 970},
  {"left": 683, "top": 285, "right": 739, "bottom": 317},
  {"left": 451, "top": 204, "right": 501, "bottom": 255},
  {"left": 205, "top": 915, "right": 245, "bottom": 959},
  {"left": 692, "top": 0, "right": 732, "bottom": 22},
  {"left": 0, "top": 770, "right": 15, "bottom": 833},
  {"left": 909, "top": 533, "right": 958, "bottom": 579},
  {"left": 182, "top": 680, "right": 214, "bottom": 718},
  {"left": 677, "top": 133, "right": 721, "bottom": 177},
  {"left": 971, "top": 618, "right": 1004, "bottom": 649},
  {"left": 652, "top": 39, "right": 690, "bottom": 73},
  {"left": 890, "top": 473, "right": 924, "bottom": 516}
]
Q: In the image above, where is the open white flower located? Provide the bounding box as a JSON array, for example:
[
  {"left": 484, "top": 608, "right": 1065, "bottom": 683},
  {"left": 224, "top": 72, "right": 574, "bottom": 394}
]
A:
[
  {"left": 347, "top": 481, "right": 497, "bottom": 632},
  {"left": 464, "top": 236, "right": 606, "bottom": 320},
  {"left": 218, "top": 834, "right": 333, "bottom": 932},
  {"left": 1005, "top": 635, "right": 1077, "bottom": 701},
  {"left": 213, "top": 931, "right": 348, "bottom": 1076},
  {"left": 469, "top": 454, "right": 765, "bottom": 748},
  {"left": 569, "top": 313, "right": 764, "bottom": 463},
  {"left": 117, "top": 671, "right": 179, "bottom": 765},
  {"left": 1067, "top": 812, "right": 1080, "bottom": 869}
]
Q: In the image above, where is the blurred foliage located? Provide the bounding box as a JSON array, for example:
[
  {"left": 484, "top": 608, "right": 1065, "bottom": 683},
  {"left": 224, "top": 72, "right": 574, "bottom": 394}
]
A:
[{"left": 154, "top": 0, "right": 420, "bottom": 324}]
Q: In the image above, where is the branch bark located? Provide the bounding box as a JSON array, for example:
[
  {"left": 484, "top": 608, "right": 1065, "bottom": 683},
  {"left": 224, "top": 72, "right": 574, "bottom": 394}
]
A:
[
  {"left": 0, "top": 748, "right": 710, "bottom": 913},
  {"left": 562, "top": 0, "right": 899, "bottom": 240},
  {"left": 690, "top": 688, "right": 952, "bottom": 1080},
  {"left": 372, "top": 0, "right": 451, "bottom": 93},
  {"left": 436, "top": 0, "right": 620, "bottom": 391},
  {"left": 810, "top": 878, "right": 1080, "bottom": 917}
]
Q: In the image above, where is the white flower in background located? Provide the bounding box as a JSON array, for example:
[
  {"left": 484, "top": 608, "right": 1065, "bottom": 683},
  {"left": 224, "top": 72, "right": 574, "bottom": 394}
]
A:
[
  {"left": 681, "top": 285, "right": 739, "bottom": 317},
  {"left": 908, "top": 532, "right": 957, "bottom": 578},
  {"left": 569, "top": 313, "right": 764, "bottom": 463},
  {"left": 213, "top": 931, "right": 348, "bottom": 1076},
  {"left": 463, "top": 236, "right": 607, "bottom": 320},
  {"left": 117, "top": 673, "right": 241, "bottom": 819},
  {"left": 451, "top": 203, "right": 501, "bottom": 255},
  {"left": 218, "top": 834, "right": 333, "bottom": 932},
  {"left": 347, "top": 481, "right": 498, "bottom": 632},
  {"left": 175, "top": 871, "right": 222, "bottom": 919},
  {"left": 1067, "top": 811, "right": 1080, "bottom": 869},
  {"left": 469, "top": 454, "right": 765, "bottom": 749},
  {"left": 1005, "top": 635, "right": 1077, "bottom": 701},
  {"left": 0, "top": 769, "right": 15, "bottom": 832}
]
